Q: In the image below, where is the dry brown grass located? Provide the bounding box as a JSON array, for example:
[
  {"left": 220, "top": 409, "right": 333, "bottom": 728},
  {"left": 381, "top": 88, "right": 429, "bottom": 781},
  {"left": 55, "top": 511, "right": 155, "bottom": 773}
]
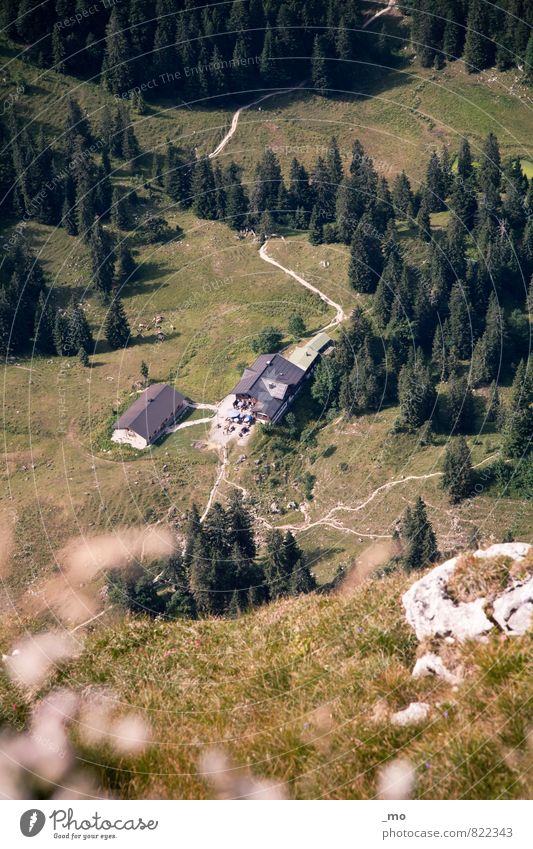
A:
[{"left": 447, "top": 554, "right": 532, "bottom": 604}]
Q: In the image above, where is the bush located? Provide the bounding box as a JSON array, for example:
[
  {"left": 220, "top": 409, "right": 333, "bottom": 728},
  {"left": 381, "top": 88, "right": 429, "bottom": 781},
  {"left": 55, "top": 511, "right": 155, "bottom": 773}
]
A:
[{"left": 251, "top": 326, "right": 283, "bottom": 354}]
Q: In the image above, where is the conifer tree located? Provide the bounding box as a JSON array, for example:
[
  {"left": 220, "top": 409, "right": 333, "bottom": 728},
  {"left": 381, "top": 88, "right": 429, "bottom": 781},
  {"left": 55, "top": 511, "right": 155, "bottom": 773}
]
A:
[
  {"left": 89, "top": 219, "right": 115, "bottom": 297},
  {"left": 64, "top": 96, "right": 93, "bottom": 154},
  {"left": 225, "top": 490, "right": 256, "bottom": 562},
  {"left": 308, "top": 205, "right": 323, "bottom": 245},
  {"left": 478, "top": 132, "right": 501, "bottom": 193},
  {"left": 374, "top": 176, "right": 394, "bottom": 234},
  {"left": 450, "top": 176, "right": 477, "bottom": 231},
  {"left": 101, "top": 9, "right": 133, "bottom": 95},
  {"left": 448, "top": 282, "right": 472, "bottom": 359},
  {"left": 463, "top": 0, "right": 493, "bottom": 73},
  {"left": 104, "top": 296, "right": 130, "bottom": 349},
  {"left": 311, "top": 35, "right": 330, "bottom": 96},
  {"left": 62, "top": 174, "right": 78, "bottom": 236},
  {"left": 431, "top": 323, "right": 449, "bottom": 382},
  {"left": 348, "top": 216, "right": 383, "bottom": 293},
  {"left": 111, "top": 187, "right": 130, "bottom": 230},
  {"left": 188, "top": 536, "right": 216, "bottom": 616},
  {"left": 78, "top": 346, "right": 89, "bottom": 367},
  {"left": 392, "top": 171, "right": 414, "bottom": 219},
  {"left": 260, "top": 25, "right": 283, "bottom": 85},
  {"left": 326, "top": 136, "right": 343, "bottom": 187},
  {"left": 335, "top": 175, "right": 361, "bottom": 244},
  {"left": 456, "top": 138, "right": 475, "bottom": 185},
  {"left": 416, "top": 192, "right": 432, "bottom": 242},
  {"left": 250, "top": 148, "right": 283, "bottom": 222},
  {"left": 140, "top": 360, "right": 149, "bottom": 385},
  {"left": 311, "top": 156, "right": 336, "bottom": 224},
  {"left": 401, "top": 496, "right": 437, "bottom": 570},
  {"left": 525, "top": 32, "right": 533, "bottom": 84},
  {"left": 115, "top": 244, "right": 137, "bottom": 287},
  {"left": 487, "top": 380, "right": 504, "bottom": 430},
  {"left": 445, "top": 216, "right": 467, "bottom": 282},
  {"left": 447, "top": 373, "right": 474, "bottom": 434},
  {"left": 33, "top": 291, "right": 56, "bottom": 355},
  {"left": 425, "top": 151, "right": 446, "bottom": 211},
  {"left": 263, "top": 529, "right": 290, "bottom": 599},
  {"left": 442, "top": 436, "right": 473, "bottom": 502},
  {"left": 502, "top": 360, "right": 533, "bottom": 457},
  {"left": 398, "top": 353, "right": 437, "bottom": 429}
]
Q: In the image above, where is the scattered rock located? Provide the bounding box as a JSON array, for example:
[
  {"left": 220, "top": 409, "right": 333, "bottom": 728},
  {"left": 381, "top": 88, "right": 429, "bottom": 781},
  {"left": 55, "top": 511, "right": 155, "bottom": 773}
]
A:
[
  {"left": 412, "top": 653, "right": 462, "bottom": 685},
  {"left": 286, "top": 501, "right": 297, "bottom": 510},
  {"left": 391, "top": 702, "right": 430, "bottom": 726},
  {"left": 270, "top": 501, "right": 280, "bottom": 514}
]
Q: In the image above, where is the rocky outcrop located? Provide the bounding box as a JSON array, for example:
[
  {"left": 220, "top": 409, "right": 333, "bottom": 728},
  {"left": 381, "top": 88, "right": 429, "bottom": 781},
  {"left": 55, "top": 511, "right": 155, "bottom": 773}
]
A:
[{"left": 402, "top": 542, "right": 532, "bottom": 642}]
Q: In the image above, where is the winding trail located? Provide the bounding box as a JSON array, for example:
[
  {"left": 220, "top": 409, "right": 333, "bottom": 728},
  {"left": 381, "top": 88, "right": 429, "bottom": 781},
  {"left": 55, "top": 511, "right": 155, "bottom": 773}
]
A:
[
  {"left": 363, "top": 0, "right": 397, "bottom": 29},
  {"left": 208, "top": 83, "right": 306, "bottom": 160},
  {"left": 259, "top": 240, "right": 347, "bottom": 328},
  {"left": 255, "top": 454, "right": 499, "bottom": 537},
  {"left": 201, "top": 446, "right": 229, "bottom": 522}
]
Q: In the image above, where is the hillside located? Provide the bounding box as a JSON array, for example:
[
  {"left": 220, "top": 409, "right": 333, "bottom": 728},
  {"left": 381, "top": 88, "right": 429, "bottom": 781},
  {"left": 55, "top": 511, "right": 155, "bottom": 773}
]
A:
[
  {"left": 0, "top": 0, "right": 533, "bottom": 803},
  {"left": 2, "top": 545, "right": 533, "bottom": 800}
]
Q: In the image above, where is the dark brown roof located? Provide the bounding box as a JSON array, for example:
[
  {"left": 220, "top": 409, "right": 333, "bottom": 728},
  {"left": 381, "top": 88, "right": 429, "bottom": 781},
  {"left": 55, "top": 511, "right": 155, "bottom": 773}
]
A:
[{"left": 115, "top": 384, "right": 186, "bottom": 442}]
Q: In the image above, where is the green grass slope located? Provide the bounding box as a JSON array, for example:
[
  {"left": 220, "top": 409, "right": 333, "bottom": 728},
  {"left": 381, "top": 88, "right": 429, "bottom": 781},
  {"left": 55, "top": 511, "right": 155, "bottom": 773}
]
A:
[{"left": 10, "top": 571, "right": 524, "bottom": 799}]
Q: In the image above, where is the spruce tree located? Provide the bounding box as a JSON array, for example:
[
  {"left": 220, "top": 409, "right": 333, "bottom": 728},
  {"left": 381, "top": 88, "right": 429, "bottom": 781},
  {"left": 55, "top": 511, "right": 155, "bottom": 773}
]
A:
[
  {"left": 392, "top": 171, "right": 414, "bottom": 219},
  {"left": 456, "top": 138, "right": 475, "bottom": 186},
  {"left": 401, "top": 496, "right": 437, "bottom": 571},
  {"left": 33, "top": 291, "right": 56, "bottom": 355},
  {"left": 425, "top": 151, "right": 446, "bottom": 211},
  {"left": 335, "top": 175, "right": 361, "bottom": 244},
  {"left": 450, "top": 176, "right": 477, "bottom": 230},
  {"left": 463, "top": 0, "right": 493, "bottom": 73},
  {"left": 140, "top": 360, "right": 149, "bottom": 385},
  {"left": 308, "top": 206, "right": 323, "bottom": 245},
  {"left": 115, "top": 244, "right": 137, "bottom": 287},
  {"left": 348, "top": 216, "right": 383, "bottom": 293},
  {"left": 398, "top": 353, "right": 437, "bottom": 429},
  {"left": 101, "top": 8, "right": 133, "bottom": 95},
  {"left": 62, "top": 174, "right": 78, "bottom": 236},
  {"left": 326, "top": 136, "right": 343, "bottom": 187},
  {"left": 478, "top": 132, "right": 501, "bottom": 193},
  {"left": 250, "top": 148, "right": 283, "bottom": 222},
  {"left": 89, "top": 220, "right": 115, "bottom": 297},
  {"left": 78, "top": 346, "right": 89, "bottom": 367},
  {"left": 502, "top": 360, "right": 533, "bottom": 457},
  {"left": 442, "top": 436, "right": 473, "bottom": 502},
  {"left": 311, "top": 156, "right": 336, "bottom": 224},
  {"left": 68, "top": 302, "right": 93, "bottom": 355},
  {"left": 225, "top": 490, "right": 256, "bottom": 562},
  {"left": 525, "top": 32, "right": 533, "bottom": 84},
  {"left": 104, "top": 297, "right": 130, "bottom": 349},
  {"left": 416, "top": 192, "right": 432, "bottom": 242},
  {"left": 448, "top": 282, "right": 472, "bottom": 359},
  {"left": 111, "top": 187, "right": 130, "bottom": 229},
  {"left": 311, "top": 35, "right": 330, "bottom": 96},
  {"left": 447, "top": 373, "right": 474, "bottom": 434}
]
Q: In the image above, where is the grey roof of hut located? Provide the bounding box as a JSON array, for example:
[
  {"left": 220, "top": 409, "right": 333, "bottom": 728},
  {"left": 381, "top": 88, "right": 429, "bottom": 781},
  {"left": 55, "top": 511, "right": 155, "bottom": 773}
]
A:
[
  {"left": 115, "top": 384, "right": 186, "bottom": 441},
  {"left": 232, "top": 354, "right": 305, "bottom": 420}
]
